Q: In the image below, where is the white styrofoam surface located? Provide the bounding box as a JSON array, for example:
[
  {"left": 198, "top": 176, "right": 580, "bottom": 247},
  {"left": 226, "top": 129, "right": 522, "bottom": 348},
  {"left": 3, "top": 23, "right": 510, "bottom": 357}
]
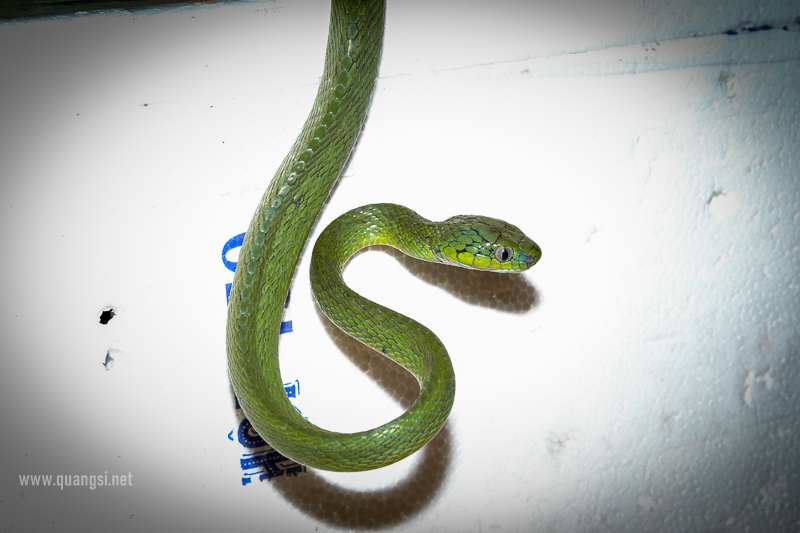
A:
[{"left": 1, "top": 0, "right": 798, "bottom": 531}]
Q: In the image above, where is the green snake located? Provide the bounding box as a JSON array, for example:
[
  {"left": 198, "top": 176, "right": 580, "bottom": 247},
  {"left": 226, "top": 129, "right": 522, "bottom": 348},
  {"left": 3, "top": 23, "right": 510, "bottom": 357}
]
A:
[{"left": 226, "top": 0, "right": 541, "bottom": 472}]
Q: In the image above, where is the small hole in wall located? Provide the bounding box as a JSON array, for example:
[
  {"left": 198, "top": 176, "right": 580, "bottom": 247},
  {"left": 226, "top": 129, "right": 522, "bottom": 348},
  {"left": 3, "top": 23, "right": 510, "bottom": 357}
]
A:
[
  {"left": 102, "top": 351, "right": 115, "bottom": 371},
  {"left": 99, "top": 308, "right": 115, "bottom": 325}
]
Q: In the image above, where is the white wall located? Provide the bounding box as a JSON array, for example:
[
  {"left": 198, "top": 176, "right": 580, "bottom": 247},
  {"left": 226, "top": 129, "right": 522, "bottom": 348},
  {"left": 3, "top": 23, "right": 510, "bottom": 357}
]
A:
[{"left": 1, "top": 0, "right": 798, "bottom": 531}]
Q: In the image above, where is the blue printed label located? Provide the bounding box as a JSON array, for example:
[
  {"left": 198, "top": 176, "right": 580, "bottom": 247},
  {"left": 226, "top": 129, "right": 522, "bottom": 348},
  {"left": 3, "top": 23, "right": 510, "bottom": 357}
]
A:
[{"left": 223, "top": 232, "right": 306, "bottom": 483}]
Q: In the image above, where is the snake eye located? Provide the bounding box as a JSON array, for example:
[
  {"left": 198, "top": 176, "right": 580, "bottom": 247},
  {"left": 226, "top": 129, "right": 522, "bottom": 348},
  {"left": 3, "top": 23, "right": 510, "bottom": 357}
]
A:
[{"left": 494, "top": 245, "right": 514, "bottom": 263}]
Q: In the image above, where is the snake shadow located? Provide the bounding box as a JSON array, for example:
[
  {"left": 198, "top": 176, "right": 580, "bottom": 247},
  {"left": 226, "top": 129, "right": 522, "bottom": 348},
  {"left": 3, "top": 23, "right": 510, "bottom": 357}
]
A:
[
  {"left": 271, "top": 423, "right": 453, "bottom": 530},
  {"left": 269, "top": 245, "right": 539, "bottom": 529}
]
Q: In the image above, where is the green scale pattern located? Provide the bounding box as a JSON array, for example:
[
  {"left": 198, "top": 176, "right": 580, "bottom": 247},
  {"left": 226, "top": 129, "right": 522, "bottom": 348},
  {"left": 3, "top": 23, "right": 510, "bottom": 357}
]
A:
[
  {"left": 309, "top": 205, "right": 456, "bottom": 471},
  {"left": 227, "top": 0, "right": 389, "bottom": 472},
  {"left": 227, "top": 0, "right": 542, "bottom": 472}
]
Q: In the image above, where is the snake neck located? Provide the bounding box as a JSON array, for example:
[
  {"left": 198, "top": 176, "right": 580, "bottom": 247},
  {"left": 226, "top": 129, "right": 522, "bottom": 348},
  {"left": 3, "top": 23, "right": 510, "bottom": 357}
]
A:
[
  {"left": 312, "top": 203, "right": 440, "bottom": 277},
  {"left": 309, "top": 202, "right": 456, "bottom": 448}
]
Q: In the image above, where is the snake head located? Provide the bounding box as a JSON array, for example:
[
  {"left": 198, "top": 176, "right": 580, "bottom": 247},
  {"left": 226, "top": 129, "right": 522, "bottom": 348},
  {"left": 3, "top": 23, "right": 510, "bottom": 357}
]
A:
[{"left": 433, "top": 215, "right": 541, "bottom": 272}]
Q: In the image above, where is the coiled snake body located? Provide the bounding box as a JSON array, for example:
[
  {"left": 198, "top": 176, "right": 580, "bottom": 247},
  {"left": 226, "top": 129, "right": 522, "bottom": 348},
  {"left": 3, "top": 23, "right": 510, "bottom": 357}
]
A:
[{"left": 226, "top": 0, "right": 541, "bottom": 472}]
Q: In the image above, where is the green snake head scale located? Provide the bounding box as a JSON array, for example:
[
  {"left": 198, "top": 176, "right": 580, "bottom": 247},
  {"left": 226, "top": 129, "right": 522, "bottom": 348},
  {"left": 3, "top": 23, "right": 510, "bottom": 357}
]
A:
[{"left": 434, "top": 215, "right": 542, "bottom": 272}]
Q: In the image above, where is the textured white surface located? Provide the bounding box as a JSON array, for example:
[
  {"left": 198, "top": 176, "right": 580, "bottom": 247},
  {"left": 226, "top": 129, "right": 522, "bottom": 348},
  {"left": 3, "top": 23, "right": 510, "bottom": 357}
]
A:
[{"left": 0, "top": 0, "right": 798, "bottom": 531}]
